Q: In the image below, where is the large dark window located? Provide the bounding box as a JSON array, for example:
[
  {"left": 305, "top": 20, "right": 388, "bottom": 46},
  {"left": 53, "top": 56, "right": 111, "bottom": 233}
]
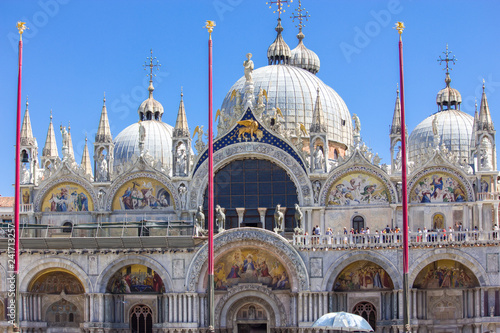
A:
[{"left": 203, "top": 159, "right": 298, "bottom": 231}]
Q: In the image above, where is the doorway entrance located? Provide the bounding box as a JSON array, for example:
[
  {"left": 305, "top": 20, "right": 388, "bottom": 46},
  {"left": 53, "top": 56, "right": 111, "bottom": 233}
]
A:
[{"left": 237, "top": 323, "right": 267, "bottom": 333}]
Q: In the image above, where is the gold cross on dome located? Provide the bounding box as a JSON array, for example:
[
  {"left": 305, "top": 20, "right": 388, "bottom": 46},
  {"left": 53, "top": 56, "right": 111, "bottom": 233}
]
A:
[
  {"left": 291, "top": 0, "right": 309, "bottom": 31},
  {"left": 267, "top": 0, "right": 292, "bottom": 18},
  {"left": 438, "top": 44, "right": 457, "bottom": 73},
  {"left": 143, "top": 49, "right": 161, "bottom": 82}
]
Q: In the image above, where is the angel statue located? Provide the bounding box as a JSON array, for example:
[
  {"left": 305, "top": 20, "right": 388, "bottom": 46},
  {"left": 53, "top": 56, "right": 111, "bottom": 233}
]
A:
[{"left": 193, "top": 125, "right": 205, "bottom": 153}]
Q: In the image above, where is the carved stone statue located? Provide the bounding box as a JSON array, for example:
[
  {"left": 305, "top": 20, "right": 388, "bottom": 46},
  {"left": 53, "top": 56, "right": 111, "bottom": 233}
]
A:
[
  {"left": 175, "top": 184, "right": 185, "bottom": 210},
  {"left": 243, "top": 53, "right": 254, "bottom": 83},
  {"left": 373, "top": 153, "right": 382, "bottom": 166},
  {"left": 294, "top": 204, "right": 303, "bottom": 230},
  {"left": 432, "top": 115, "right": 440, "bottom": 147},
  {"left": 60, "top": 125, "right": 69, "bottom": 160},
  {"left": 313, "top": 145, "right": 325, "bottom": 171},
  {"left": 21, "top": 164, "right": 31, "bottom": 184},
  {"left": 313, "top": 180, "right": 321, "bottom": 204},
  {"left": 97, "top": 155, "right": 108, "bottom": 182},
  {"left": 195, "top": 205, "right": 206, "bottom": 235},
  {"left": 352, "top": 113, "right": 361, "bottom": 135},
  {"left": 176, "top": 144, "right": 187, "bottom": 176},
  {"left": 274, "top": 204, "right": 284, "bottom": 232},
  {"left": 394, "top": 146, "right": 402, "bottom": 171},
  {"left": 215, "top": 205, "right": 225, "bottom": 233}
]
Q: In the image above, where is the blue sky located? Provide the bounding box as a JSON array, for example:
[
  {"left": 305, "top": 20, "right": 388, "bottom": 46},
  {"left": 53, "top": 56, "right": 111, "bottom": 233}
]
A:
[{"left": 1, "top": 0, "right": 499, "bottom": 196}]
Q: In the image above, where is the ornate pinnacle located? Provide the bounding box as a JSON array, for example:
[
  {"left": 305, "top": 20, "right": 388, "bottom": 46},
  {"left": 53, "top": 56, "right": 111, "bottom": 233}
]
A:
[
  {"left": 16, "top": 21, "right": 28, "bottom": 35},
  {"left": 267, "top": 0, "right": 292, "bottom": 18},
  {"left": 205, "top": 20, "right": 216, "bottom": 38},
  {"left": 291, "top": 0, "right": 309, "bottom": 32},
  {"left": 437, "top": 44, "right": 457, "bottom": 74},
  {"left": 394, "top": 21, "right": 405, "bottom": 36},
  {"left": 143, "top": 49, "right": 161, "bottom": 83}
]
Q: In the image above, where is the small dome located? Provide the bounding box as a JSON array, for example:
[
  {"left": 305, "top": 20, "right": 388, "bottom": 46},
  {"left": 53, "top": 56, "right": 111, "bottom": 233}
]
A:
[
  {"left": 436, "top": 73, "right": 462, "bottom": 111},
  {"left": 408, "top": 109, "right": 473, "bottom": 163},
  {"left": 221, "top": 65, "right": 352, "bottom": 148},
  {"left": 138, "top": 82, "right": 164, "bottom": 121},
  {"left": 290, "top": 32, "right": 320, "bottom": 74},
  {"left": 114, "top": 120, "right": 173, "bottom": 169},
  {"left": 267, "top": 19, "right": 291, "bottom": 65}
]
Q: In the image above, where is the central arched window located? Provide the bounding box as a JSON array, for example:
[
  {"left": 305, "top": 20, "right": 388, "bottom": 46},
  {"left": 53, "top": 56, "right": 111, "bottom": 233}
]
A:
[
  {"left": 352, "top": 215, "right": 365, "bottom": 232},
  {"left": 353, "top": 302, "right": 376, "bottom": 330},
  {"left": 204, "top": 159, "right": 298, "bottom": 231},
  {"left": 130, "top": 305, "right": 152, "bottom": 333}
]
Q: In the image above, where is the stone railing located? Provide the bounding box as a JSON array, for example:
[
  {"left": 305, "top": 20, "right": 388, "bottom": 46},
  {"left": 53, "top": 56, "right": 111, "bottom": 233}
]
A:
[
  {"left": 20, "top": 204, "right": 33, "bottom": 213},
  {"left": 476, "top": 192, "right": 500, "bottom": 201},
  {"left": 292, "top": 230, "right": 500, "bottom": 249}
]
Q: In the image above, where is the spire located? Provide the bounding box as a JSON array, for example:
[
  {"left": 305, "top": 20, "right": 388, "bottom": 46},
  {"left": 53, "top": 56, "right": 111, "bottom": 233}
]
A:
[
  {"left": 390, "top": 87, "right": 402, "bottom": 135},
  {"left": 479, "top": 81, "right": 494, "bottom": 131},
  {"left": 81, "top": 136, "right": 93, "bottom": 178},
  {"left": 21, "top": 96, "right": 35, "bottom": 146},
  {"left": 95, "top": 93, "right": 113, "bottom": 143},
  {"left": 310, "top": 87, "right": 326, "bottom": 133},
  {"left": 42, "top": 111, "right": 58, "bottom": 158},
  {"left": 471, "top": 98, "right": 479, "bottom": 148},
  {"left": 67, "top": 122, "right": 75, "bottom": 160},
  {"left": 173, "top": 89, "right": 190, "bottom": 137}
]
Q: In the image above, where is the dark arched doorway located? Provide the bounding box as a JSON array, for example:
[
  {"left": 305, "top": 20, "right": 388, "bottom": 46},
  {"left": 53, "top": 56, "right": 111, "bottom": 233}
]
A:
[
  {"left": 204, "top": 159, "right": 299, "bottom": 231},
  {"left": 353, "top": 302, "right": 376, "bottom": 331},
  {"left": 130, "top": 305, "right": 153, "bottom": 333},
  {"left": 352, "top": 215, "right": 365, "bottom": 232}
]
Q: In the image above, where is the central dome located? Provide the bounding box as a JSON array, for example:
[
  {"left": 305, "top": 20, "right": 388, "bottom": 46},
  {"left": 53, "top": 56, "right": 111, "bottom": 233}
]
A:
[
  {"left": 114, "top": 120, "right": 173, "bottom": 169},
  {"left": 220, "top": 65, "right": 352, "bottom": 148}
]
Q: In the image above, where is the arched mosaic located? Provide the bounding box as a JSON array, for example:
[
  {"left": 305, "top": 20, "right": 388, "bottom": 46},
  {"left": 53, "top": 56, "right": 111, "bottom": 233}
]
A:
[
  {"left": 29, "top": 270, "right": 84, "bottom": 294},
  {"left": 106, "top": 264, "right": 165, "bottom": 294},
  {"left": 408, "top": 167, "right": 473, "bottom": 203},
  {"left": 106, "top": 172, "right": 178, "bottom": 211},
  {"left": 333, "top": 260, "right": 394, "bottom": 291},
  {"left": 40, "top": 182, "right": 94, "bottom": 212},
  {"left": 34, "top": 176, "right": 97, "bottom": 212},
  {"left": 321, "top": 166, "right": 396, "bottom": 206},
  {"left": 112, "top": 177, "right": 173, "bottom": 210},
  {"left": 215, "top": 247, "right": 290, "bottom": 290},
  {"left": 413, "top": 260, "right": 479, "bottom": 289}
]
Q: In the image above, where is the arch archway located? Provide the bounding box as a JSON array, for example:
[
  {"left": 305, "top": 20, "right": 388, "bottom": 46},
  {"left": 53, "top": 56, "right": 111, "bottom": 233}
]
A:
[
  {"left": 130, "top": 304, "right": 153, "bottom": 333},
  {"left": 46, "top": 299, "right": 82, "bottom": 329},
  {"left": 202, "top": 158, "right": 299, "bottom": 231}
]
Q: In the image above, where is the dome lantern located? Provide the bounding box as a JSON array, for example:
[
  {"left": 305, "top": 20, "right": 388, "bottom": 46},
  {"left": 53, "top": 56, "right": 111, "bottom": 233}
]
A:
[
  {"left": 138, "top": 49, "right": 164, "bottom": 121},
  {"left": 436, "top": 45, "right": 461, "bottom": 111},
  {"left": 289, "top": 0, "right": 320, "bottom": 74}
]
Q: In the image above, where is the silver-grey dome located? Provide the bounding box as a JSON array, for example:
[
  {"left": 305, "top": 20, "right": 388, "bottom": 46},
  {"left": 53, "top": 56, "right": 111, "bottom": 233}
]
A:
[
  {"left": 221, "top": 65, "right": 352, "bottom": 148},
  {"left": 114, "top": 120, "right": 173, "bottom": 168},
  {"left": 408, "top": 109, "right": 473, "bottom": 163},
  {"left": 290, "top": 32, "right": 320, "bottom": 74}
]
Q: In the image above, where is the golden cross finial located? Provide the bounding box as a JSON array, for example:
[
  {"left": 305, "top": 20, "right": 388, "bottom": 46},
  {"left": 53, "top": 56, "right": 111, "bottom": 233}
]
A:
[
  {"left": 16, "top": 21, "right": 28, "bottom": 36},
  {"left": 143, "top": 49, "right": 161, "bottom": 83},
  {"left": 205, "top": 20, "right": 216, "bottom": 39},
  {"left": 394, "top": 21, "right": 405, "bottom": 36},
  {"left": 437, "top": 44, "right": 457, "bottom": 74},
  {"left": 291, "top": 0, "right": 309, "bottom": 31},
  {"left": 267, "top": 0, "right": 292, "bottom": 18}
]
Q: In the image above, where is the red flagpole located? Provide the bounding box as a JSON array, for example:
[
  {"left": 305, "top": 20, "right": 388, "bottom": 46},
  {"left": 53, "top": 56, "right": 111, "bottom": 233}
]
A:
[
  {"left": 396, "top": 22, "right": 410, "bottom": 333},
  {"left": 205, "top": 20, "right": 215, "bottom": 333},
  {"left": 14, "top": 22, "right": 26, "bottom": 332}
]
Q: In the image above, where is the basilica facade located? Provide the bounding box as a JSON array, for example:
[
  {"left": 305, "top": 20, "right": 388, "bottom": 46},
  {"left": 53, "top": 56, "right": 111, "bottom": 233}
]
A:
[{"left": 2, "top": 10, "right": 500, "bottom": 333}]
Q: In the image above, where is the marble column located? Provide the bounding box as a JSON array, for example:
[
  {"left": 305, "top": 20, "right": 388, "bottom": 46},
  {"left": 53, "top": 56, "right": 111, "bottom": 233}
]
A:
[
  {"left": 494, "top": 205, "right": 499, "bottom": 227},
  {"left": 236, "top": 208, "right": 246, "bottom": 227},
  {"left": 478, "top": 203, "right": 483, "bottom": 231},
  {"left": 298, "top": 293, "right": 303, "bottom": 323},
  {"left": 98, "top": 294, "right": 104, "bottom": 322},
  {"left": 320, "top": 209, "right": 326, "bottom": 238}
]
